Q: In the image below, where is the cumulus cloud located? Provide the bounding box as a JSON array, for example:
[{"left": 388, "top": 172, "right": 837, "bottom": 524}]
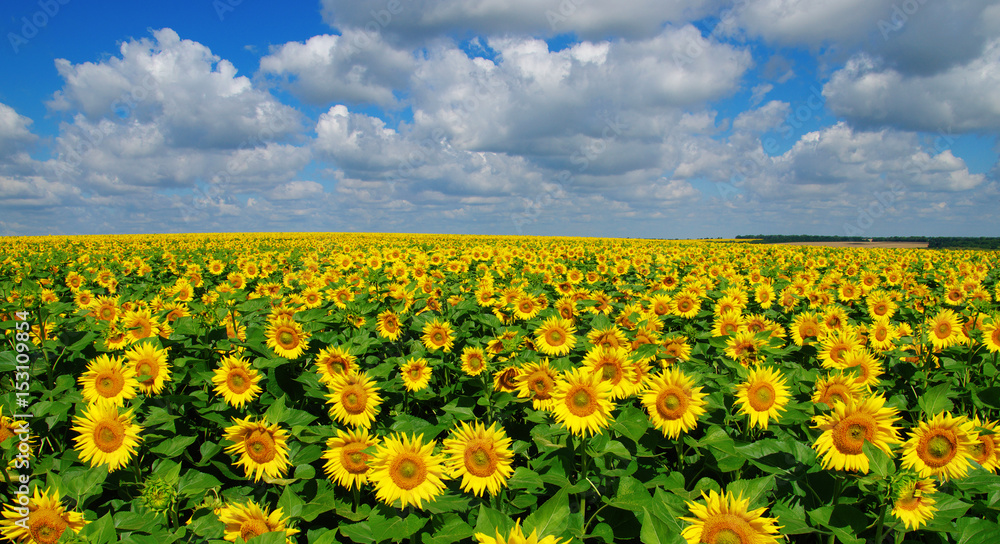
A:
[
  {"left": 0, "top": 103, "right": 37, "bottom": 159},
  {"left": 320, "top": 0, "right": 726, "bottom": 43},
  {"left": 823, "top": 41, "right": 1000, "bottom": 132},
  {"left": 259, "top": 31, "right": 415, "bottom": 107}
]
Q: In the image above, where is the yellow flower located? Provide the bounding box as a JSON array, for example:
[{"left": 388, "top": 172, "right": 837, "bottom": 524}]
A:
[
  {"left": 421, "top": 318, "right": 455, "bottom": 352},
  {"left": 323, "top": 428, "right": 378, "bottom": 490},
  {"left": 78, "top": 354, "right": 139, "bottom": 409},
  {"left": 369, "top": 433, "right": 448, "bottom": 509},
  {"left": 265, "top": 315, "right": 309, "bottom": 359},
  {"left": 212, "top": 355, "right": 262, "bottom": 409},
  {"left": 400, "top": 357, "right": 433, "bottom": 392},
  {"left": 551, "top": 368, "right": 615, "bottom": 437},
  {"left": 218, "top": 500, "right": 298, "bottom": 544},
  {"left": 516, "top": 360, "right": 561, "bottom": 411},
  {"left": 71, "top": 404, "right": 143, "bottom": 472},
  {"left": 326, "top": 370, "right": 383, "bottom": 428},
  {"left": 534, "top": 317, "right": 577, "bottom": 357},
  {"left": 460, "top": 346, "right": 489, "bottom": 376},
  {"left": 901, "top": 412, "right": 978, "bottom": 481},
  {"left": 969, "top": 416, "right": 999, "bottom": 473},
  {"left": 376, "top": 309, "right": 403, "bottom": 341},
  {"left": 582, "top": 346, "right": 635, "bottom": 400},
  {"left": 680, "top": 490, "right": 782, "bottom": 544},
  {"left": 442, "top": 421, "right": 514, "bottom": 497},
  {"left": 0, "top": 487, "right": 87, "bottom": 544},
  {"left": 474, "top": 519, "right": 570, "bottom": 544},
  {"left": 811, "top": 372, "right": 864, "bottom": 409},
  {"left": 641, "top": 368, "right": 707, "bottom": 439},
  {"left": 314, "top": 346, "right": 357, "bottom": 387},
  {"left": 891, "top": 476, "right": 937, "bottom": 530},
  {"left": 123, "top": 342, "right": 171, "bottom": 395},
  {"left": 223, "top": 417, "right": 292, "bottom": 482},
  {"left": 734, "top": 366, "right": 790, "bottom": 431},
  {"left": 812, "top": 395, "right": 901, "bottom": 473},
  {"left": 925, "top": 309, "right": 962, "bottom": 351}
]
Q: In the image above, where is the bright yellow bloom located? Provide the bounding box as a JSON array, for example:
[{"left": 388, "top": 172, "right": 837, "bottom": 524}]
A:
[
  {"left": 223, "top": 417, "right": 292, "bottom": 482},
  {"left": 0, "top": 488, "right": 87, "bottom": 544},
  {"left": 734, "top": 366, "right": 790, "bottom": 431},
  {"left": 218, "top": 500, "right": 298, "bottom": 544},
  {"left": 551, "top": 368, "right": 615, "bottom": 437},
  {"left": 812, "top": 395, "right": 901, "bottom": 473},
  {"left": 680, "top": 490, "right": 782, "bottom": 544},
  {"left": 641, "top": 368, "right": 707, "bottom": 439},
  {"left": 442, "top": 422, "right": 514, "bottom": 497},
  {"left": 369, "top": 433, "right": 448, "bottom": 509}
]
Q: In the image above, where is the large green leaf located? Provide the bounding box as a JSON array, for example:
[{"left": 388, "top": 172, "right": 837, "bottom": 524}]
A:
[{"left": 524, "top": 489, "right": 570, "bottom": 539}]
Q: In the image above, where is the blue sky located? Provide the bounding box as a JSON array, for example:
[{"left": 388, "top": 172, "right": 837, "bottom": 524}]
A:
[{"left": 1, "top": 0, "right": 998, "bottom": 237}]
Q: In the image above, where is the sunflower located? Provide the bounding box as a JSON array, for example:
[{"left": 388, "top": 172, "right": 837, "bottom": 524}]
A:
[
  {"left": 123, "top": 342, "right": 171, "bottom": 395},
  {"left": 680, "top": 490, "right": 782, "bottom": 544},
  {"left": 551, "top": 368, "right": 615, "bottom": 437},
  {"left": 901, "top": 412, "right": 978, "bottom": 480},
  {"left": 0, "top": 487, "right": 87, "bottom": 544},
  {"left": 817, "top": 329, "right": 862, "bottom": 368},
  {"left": 212, "top": 355, "right": 262, "bottom": 409},
  {"left": 78, "top": 354, "right": 139, "bottom": 408},
  {"left": 711, "top": 309, "right": 744, "bottom": 337},
  {"left": 734, "top": 366, "right": 790, "bottom": 431},
  {"left": 400, "top": 357, "right": 433, "bottom": 392},
  {"left": 790, "top": 312, "right": 823, "bottom": 346},
  {"left": 327, "top": 370, "right": 383, "bottom": 428},
  {"left": 314, "top": 346, "right": 357, "bottom": 387},
  {"left": 323, "top": 428, "right": 378, "bottom": 490},
  {"left": 672, "top": 291, "right": 701, "bottom": 319},
  {"left": 493, "top": 365, "right": 522, "bottom": 392},
  {"left": 534, "top": 317, "right": 577, "bottom": 357},
  {"left": 422, "top": 318, "right": 455, "bottom": 353},
  {"left": 812, "top": 373, "right": 864, "bottom": 409},
  {"left": 641, "top": 368, "right": 707, "bottom": 439},
  {"left": 218, "top": 500, "right": 298, "bottom": 544},
  {"left": 90, "top": 295, "right": 119, "bottom": 322},
  {"left": 265, "top": 316, "right": 309, "bottom": 359},
  {"left": 891, "top": 476, "right": 937, "bottom": 530},
  {"left": 969, "top": 416, "right": 999, "bottom": 473},
  {"left": 71, "top": 404, "right": 143, "bottom": 472},
  {"left": 660, "top": 336, "right": 692, "bottom": 367},
  {"left": 582, "top": 346, "right": 635, "bottom": 400},
  {"left": 376, "top": 309, "right": 403, "bottom": 341},
  {"left": 925, "top": 309, "right": 962, "bottom": 351},
  {"left": 442, "top": 422, "right": 514, "bottom": 497},
  {"left": 723, "top": 330, "right": 764, "bottom": 365},
  {"left": 867, "top": 316, "right": 898, "bottom": 351},
  {"left": 460, "top": 346, "right": 489, "bottom": 376},
  {"left": 224, "top": 416, "right": 291, "bottom": 482},
  {"left": 512, "top": 295, "right": 542, "bottom": 321},
  {"left": 474, "top": 519, "right": 570, "bottom": 544},
  {"left": 980, "top": 319, "right": 1000, "bottom": 353},
  {"left": 587, "top": 325, "right": 628, "bottom": 349},
  {"left": 516, "top": 359, "right": 561, "bottom": 411},
  {"left": 120, "top": 308, "right": 160, "bottom": 344},
  {"left": 811, "top": 394, "right": 901, "bottom": 473},
  {"left": 369, "top": 433, "right": 448, "bottom": 509},
  {"left": 837, "top": 348, "right": 883, "bottom": 389}
]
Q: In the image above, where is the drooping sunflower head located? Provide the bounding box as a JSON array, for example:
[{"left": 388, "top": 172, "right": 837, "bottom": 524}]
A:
[
  {"left": 901, "top": 412, "right": 979, "bottom": 481},
  {"left": 891, "top": 473, "right": 938, "bottom": 530},
  {"left": 323, "top": 428, "right": 378, "bottom": 490},
  {"left": 812, "top": 394, "right": 901, "bottom": 473},
  {"left": 641, "top": 367, "right": 707, "bottom": 439},
  {"left": 78, "top": 354, "right": 139, "bottom": 408},
  {"left": 212, "top": 355, "right": 263, "bottom": 409},
  {"left": 223, "top": 416, "right": 292, "bottom": 482},
  {"left": 218, "top": 500, "right": 298, "bottom": 544},
  {"left": 734, "top": 366, "right": 791, "bottom": 431},
  {"left": 326, "top": 370, "right": 383, "bottom": 428},
  {"left": 71, "top": 404, "right": 143, "bottom": 472},
  {"left": 551, "top": 368, "right": 615, "bottom": 437},
  {"left": 442, "top": 421, "right": 515, "bottom": 497},
  {"left": 369, "top": 433, "right": 448, "bottom": 510},
  {"left": 123, "top": 342, "right": 171, "bottom": 395},
  {"left": 0, "top": 487, "right": 87, "bottom": 544},
  {"left": 493, "top": 365, "right": 522, "bottom": 393},
  {"left": 680, "top": 489, "right": 782, "bottom": 544}
]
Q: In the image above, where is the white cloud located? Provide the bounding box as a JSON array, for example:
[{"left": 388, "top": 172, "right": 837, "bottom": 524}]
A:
[
  {"left": 824, "top": 41, "right": 1000, "bottom": 132},
  {"left": 0, "top": 103, "right": 37, "bottom": 159},
  {"left": 259, "top": 31, "right": 415, "bottom": 107}
]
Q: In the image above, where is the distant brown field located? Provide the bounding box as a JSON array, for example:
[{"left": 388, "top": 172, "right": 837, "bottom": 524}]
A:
[{"left": 775, "top": 241, "right": 929, "bottom": 249}]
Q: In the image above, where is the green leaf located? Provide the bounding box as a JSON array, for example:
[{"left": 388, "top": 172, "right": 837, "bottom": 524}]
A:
[
  {"left": 588, "top": 522, "right": 615, "bottom": 543},
  {"left": 178, "top": 470, "right": 222, "bottom": 498},
  {"left": 862, "top": 440, "right": 896, "bottom": 479},
  {"left": 508, "top": 467, "right": 544, "bottom": 491},
  {"left": 423, "top": 514, "right": 474, "bottom": 544},
  {"left": 956, "top": 518, "right": 999, "bottom": 544},
  {"left": 605, "top": 475, "right": 651, "bottom": 512},
  {"left": 725, "top": 475, "right": 775, "bottom": 508},
  {"left": 150, "top": 435, "right": 198, "bottom": 457},
  {"left": 770, "top": 500, "right": 811, "bottom": 535},
  {"left": 640, "top": 507, "right": 684, "bottom": 544},
  {"left": 79, "top": 512, "right": 116, "bottom": 544},
  {"left": 474, "top": 505, "right": 515, "bottom": 537},
  {"left": 918, "top": 383, "right": 954, "bottom": 416},
  {"left": 611, "top": 404, "right": 650, "bottom": 443},
  {"left": 263, "top": 394, "right": 289, "bottom": 423},
  {"left": 524, "top": 489, "right": 570, "bottom": 539},
  {"left": 247, "top": 532, "right": 292, "bottom": 544},
  {"left": 278, "top": 486, "right": 304, "bottom": 519}
]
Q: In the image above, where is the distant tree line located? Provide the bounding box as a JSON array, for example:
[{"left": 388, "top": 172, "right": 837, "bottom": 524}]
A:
[{"left": 734, "top": 235, "right": 1000, "bottom": 250}]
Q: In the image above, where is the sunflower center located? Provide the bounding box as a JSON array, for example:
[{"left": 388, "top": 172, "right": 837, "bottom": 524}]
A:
[
  {"left": 330, "top": 357, "right": 347, "bottom": 373},
  {"left": 93, "top": 419, "right": 126, "bottom": 453},
  {"left": 341, "top": 443, "right": 369, "bottom": 474},
  {"left": 245, "top": 429, "right": 277, "bottom": 464},
  {"left": 822, "top": 386, "right": 849, "bottom": 407},
  {"left": 341, "top": 385, "right": 367, "bottom": 415},
  {"left": 227, "top": 369, "right": 251, "bottom": 394},
  {"left": 713, "top": 528, "right": 743, "bottom": 544},
  {"left": 240, "top": 519, "right": 271, "bottom": 541},
  {"left": 971, "top": 436, "right": 994, "bottom": 462},
  {"left": 464, "top": 442, "right": 499, "bottom": 478},
  {"left": 390, "top": 454, "right": 427, "bottom": 490},
  {"left": 830, "top": 347, "right": 847, "bottom": 363},
  {"left": 935, "top": 323, "right": 951, "bottom": 338},
  {"left": 433, "top": 332, "right": 444, "bottom": 343},
  {"left": 277, "top": 330, "right": 296, "bottom": 348},
  {"left": 467, "top": 356, "right": 484, "bottom": 371},
  {"left": 28, "top": 509, "right": 67, "bottom": 544},
  {"left": 567, "top": 387, "right": 598, "bottom": 417},
  {"left": 599, "top": 362, "right": 621, "bottom": 383},
  {"left": 874, "top": 328, "right": 888, "bottom": 341},
  {"left": 546, "top": 329, "right": 565, "bottom": 346},
  {"left": 895, "top": 496, "right": 919, "bottom": 511},
  {"left": 702, "top": 515, "right": 755, "bottom": 544},
  {"left": 922, "top": 432, "right": 956, "bottom": 466},
  {"left": 136, "top": 361, "right": 157, "bottom": 384},
  {"left": 657, "top": 387, "right": 689, "bottom": 420},
  {"left": 832, "top": 414, "right": 875, "bottom": 455},
  {"left": 748, "top": 382, "right": 775, "bottom": 412},
  {"left": 95, "top": 371, "right": 124, "bottom": 398}
]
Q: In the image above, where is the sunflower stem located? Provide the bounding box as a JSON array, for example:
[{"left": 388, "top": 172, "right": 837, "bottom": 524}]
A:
[
  {"left": 873, "top": 498, "right": 887, "bottom": 544},
  {"left": 826, "top": 477, "right": 844, "bottom": 544},
  {"left": 353, "top": 486, "right": 360, "bottom": 513},
  {"left": 577, "top": 434, "right": 588, "bottom": 521}
]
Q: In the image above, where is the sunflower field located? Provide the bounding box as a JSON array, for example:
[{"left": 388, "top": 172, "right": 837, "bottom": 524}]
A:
[{"left": 1, "top": 233, "right": 999, "bottom": 544}]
